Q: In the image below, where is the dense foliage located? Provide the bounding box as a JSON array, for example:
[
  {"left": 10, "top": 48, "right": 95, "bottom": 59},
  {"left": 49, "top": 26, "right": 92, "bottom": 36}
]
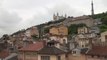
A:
[
  {"left": 44, "top": 27, "right": 50, "bottom": 33},
  {"left": 99, "top": 24, "right": 107, "bottom": 33},
  {"left": 92, "top": 12, "right": 107, "bottom": 33},
  {"left": 31, "top": 35, "right": 39, "bottom": 41},
  {"left": 68, "top": 24, "right": 86, "bottom": 35}
]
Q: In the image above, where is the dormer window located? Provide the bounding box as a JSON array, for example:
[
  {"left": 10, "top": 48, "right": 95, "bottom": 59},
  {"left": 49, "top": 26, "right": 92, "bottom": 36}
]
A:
[
  {"left": 72, "top": 51, "right": 76, "bottom": 54},
  {"left": 47, "top": 41, "right": 55, "bottom": 47}
]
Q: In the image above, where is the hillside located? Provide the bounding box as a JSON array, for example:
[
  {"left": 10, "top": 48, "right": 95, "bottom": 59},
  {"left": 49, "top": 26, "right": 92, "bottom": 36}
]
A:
[
  {"left": 10, "top": 12, "right": 107, "bottom": 37},
  {"left": 91, "top": 12, "right": 107, "bottom": 32}
]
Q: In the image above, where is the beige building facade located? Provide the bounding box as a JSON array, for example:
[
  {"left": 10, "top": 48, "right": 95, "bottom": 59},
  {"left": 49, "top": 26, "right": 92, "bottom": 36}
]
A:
[
  {"left": 49, "top": 25, "right": 68, "bottom": 44},
  {"left": 68, "top": 54, "right": 86, "bottom": 60},
  {"left": 49, "top": 25, "right": 68, "bottom": 36},
  {"left": 101, "top": 31, "right": 107, "bottom": 42},
  {"left": 25, "top": 26, "right": 39, "bottom": 37},
  {"left": 78, "top": 26, "right": 89, "bottom": 34},
  {"left": 18, "top": 51, "right": 38, "bottom": 60},
  {"left": 18, "top": 41, "right": 44, "bottom": 60},
  {"left": 38, "top": 54, "right": 66, "bottom": 60}
]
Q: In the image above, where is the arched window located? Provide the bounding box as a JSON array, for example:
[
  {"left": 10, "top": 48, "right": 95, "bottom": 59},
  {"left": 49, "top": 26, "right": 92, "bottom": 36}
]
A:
[{"left": 63, "top": 39, "right": 66, "bottom": 44}]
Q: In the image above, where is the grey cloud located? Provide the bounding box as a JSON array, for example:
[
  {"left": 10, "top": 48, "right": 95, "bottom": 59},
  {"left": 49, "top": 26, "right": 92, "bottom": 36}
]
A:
[
  {"left": 0, "top": 8, "right": 22, "bottom": 36},
  {"left": 102, "top": 0, "right": 107, "bottom": 6},
  {"left": 0, "top": 0, "right": 4, "bottom": 7},
  {"left": 47, "top": 3, "right": 84, "bottom": 17},
  {"left": 0, "top": 0, "right": 100, "bottom": 37},
  {"left": 21, "top": 3, "right": 84, "bottom": 29},
  {"left": 0, "top": 9, "right": 22, "bottom": 27},
  {"left": 20, "top": 12, "right": 51, "bottom": 29},
  {"left": 2, "top": 0, "right": 59, "bottom": 9}
]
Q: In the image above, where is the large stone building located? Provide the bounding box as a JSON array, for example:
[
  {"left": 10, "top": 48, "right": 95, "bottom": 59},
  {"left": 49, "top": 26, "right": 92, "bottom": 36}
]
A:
[
  {"left": 53, "top": 13, "right": 66, "bottom": 21},
  {"left": 38, "top": 42, "right": 66, "bottom": 60},
  {"left": 75, "top": 26, "right": 97, "bottom": 48},
  {"left": 18, "top": 41, "right": 44, "bottom": 60},
  {"left": 63, "top": 16, "right": 95, "bottom": 27},
  {"left": 18, "top": 41, "right": 66, "bottom": 60},
  {"left": 67, "top": 48, "right": 87, "bottom": 60},
  {"left": 49, "top": 25, "right": 68, "bottom": 44},
  {"left": 101, "top": 31, "right": 107, "bottom": 42},
  {"left": 25, "top": 26, "right": 39, "bottom": 38},
  {"left": 100, "top": 31, "right": 107, "bottom": 46}
]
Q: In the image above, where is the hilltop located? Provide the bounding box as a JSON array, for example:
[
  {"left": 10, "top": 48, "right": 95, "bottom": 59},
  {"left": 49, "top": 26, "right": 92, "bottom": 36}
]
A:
[
  {"left": 91, "top": 12, "right": 107, "bottom": 32},
  {"left": 1, "top": 11, "right": 107, "bottom": 39}
]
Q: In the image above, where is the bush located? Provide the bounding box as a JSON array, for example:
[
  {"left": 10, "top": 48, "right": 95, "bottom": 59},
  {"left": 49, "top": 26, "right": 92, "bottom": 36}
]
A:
[{"left": 99, "top": 24, "right": 107, "bottom": 33}]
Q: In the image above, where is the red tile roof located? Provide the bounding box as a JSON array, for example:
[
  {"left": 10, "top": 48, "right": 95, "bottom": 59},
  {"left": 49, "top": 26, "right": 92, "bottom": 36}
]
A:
[
  {"left": 38, "top": 46, "right": 65, "bottom": 55},
  {"left": 19, "top": 41, "right": 44, "bottom": 52},
  {"left": 87, "top": 46, "right": 107, "bottom": 56},
  {"left": 0, "top": 50, "right": 9, "bottom": 58}
]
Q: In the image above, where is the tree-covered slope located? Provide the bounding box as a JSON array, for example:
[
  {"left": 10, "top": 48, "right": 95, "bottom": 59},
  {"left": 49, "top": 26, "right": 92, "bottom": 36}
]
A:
[{"left": 92, "top": 12, "right": 107, "bottom": 32}]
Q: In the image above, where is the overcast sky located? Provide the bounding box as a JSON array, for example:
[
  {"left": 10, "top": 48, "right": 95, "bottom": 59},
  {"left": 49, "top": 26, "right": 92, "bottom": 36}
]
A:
[{"left": 0, "top": 0, "right": 107, "bottom": 37}]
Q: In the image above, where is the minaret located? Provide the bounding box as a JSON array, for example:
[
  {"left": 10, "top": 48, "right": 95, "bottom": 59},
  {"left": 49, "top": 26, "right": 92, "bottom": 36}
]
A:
[{"left": 91, "top": 0, "right": 94, "bottom": 17}]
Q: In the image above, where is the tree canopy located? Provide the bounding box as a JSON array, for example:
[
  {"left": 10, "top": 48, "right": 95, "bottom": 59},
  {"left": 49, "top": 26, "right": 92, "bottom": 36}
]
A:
[
  {"left": 99, "top": 24, "right": 107, "bottom": 33},
  {"left": 68, "top": 23, "right": 86, "bottom": 35},
  {"left": 91, "top": 12, "right": 107, "bottom": 33}
]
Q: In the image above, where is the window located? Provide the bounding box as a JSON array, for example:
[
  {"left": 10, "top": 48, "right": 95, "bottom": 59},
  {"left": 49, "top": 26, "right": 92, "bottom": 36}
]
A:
[
  {"left": 63, "top": 39, "right": 66, "bottom": 44},
  {"left": 82, "top": 45, "right": 84, "bottom": 47},
  {"left": 105, "top": 35, "right": 107, "bottom": 42},
  {"left": 104, "top": 56, "right": 107, "bottom": 58},
  {"left": 57, "top": 56, "right": 61, "bottom": 60},
  {"left": 41, "top": 56, "right": 50, "bottom": 60},
  {"left": 33, "top": 52, "right": 37, "bottom": 55},
  {"left": 26, "top": 52, "right": 32, "bottom": 55},
  {"left": 72, "top": 51, "right": 76, "bottom": 54}
]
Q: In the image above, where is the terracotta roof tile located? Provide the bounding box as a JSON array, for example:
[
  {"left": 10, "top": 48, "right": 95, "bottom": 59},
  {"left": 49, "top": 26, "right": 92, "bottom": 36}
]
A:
[
  {"left": 19, "top": 41, "right": 44, "bottom": 52},
  {"left": 0, "top": 50, "right": 9, "bottom": 58},
  {"left": 87, "top": 46, "right": 107, "bottom": 56},
  {"left": 38, "top": 46, "right": 65, "bottom": 55}
]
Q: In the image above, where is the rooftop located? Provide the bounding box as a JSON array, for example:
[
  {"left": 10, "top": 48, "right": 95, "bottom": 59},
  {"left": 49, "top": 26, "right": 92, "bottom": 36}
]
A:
[
  {"left": 19, "top": 41, "right": 44, "bottom": 52},
  {"left": 38, "top": 46, "right": 65, "bottom": 55},
  {"left": 87, "top": 46, "right": 107, "bottom": 56},
  {"left": 0, "top": 49, "right": 9, "bottom": 59}
]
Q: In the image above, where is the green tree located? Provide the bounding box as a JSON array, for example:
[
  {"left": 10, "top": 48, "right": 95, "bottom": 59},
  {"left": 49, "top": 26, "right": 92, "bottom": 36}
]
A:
[
  {"left": 68, "top": 23, "right": 86, "bottom": 35},
  {"left": 31, "top": 35, "right": 39, "bottom": 41},
  {"left": 44, "top": 27, "right": 50, "bottom": 33},
  {"left": 99, "top": 24, "right": 107, "bottom": 33},
  {"left": 102, "top": 16, "right": 107, "bottom": 25},
  {"left": 68, "top": 24, "right": 78, "bottom": 35}
]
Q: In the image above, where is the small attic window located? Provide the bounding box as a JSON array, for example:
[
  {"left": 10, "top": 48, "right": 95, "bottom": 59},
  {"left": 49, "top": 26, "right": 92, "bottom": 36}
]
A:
[
  {"left": 72, "top": 51, "right": 76, "bottom": 54},
  {"left": 47, "top": 41, "right": 55, "bottom": 47}
]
